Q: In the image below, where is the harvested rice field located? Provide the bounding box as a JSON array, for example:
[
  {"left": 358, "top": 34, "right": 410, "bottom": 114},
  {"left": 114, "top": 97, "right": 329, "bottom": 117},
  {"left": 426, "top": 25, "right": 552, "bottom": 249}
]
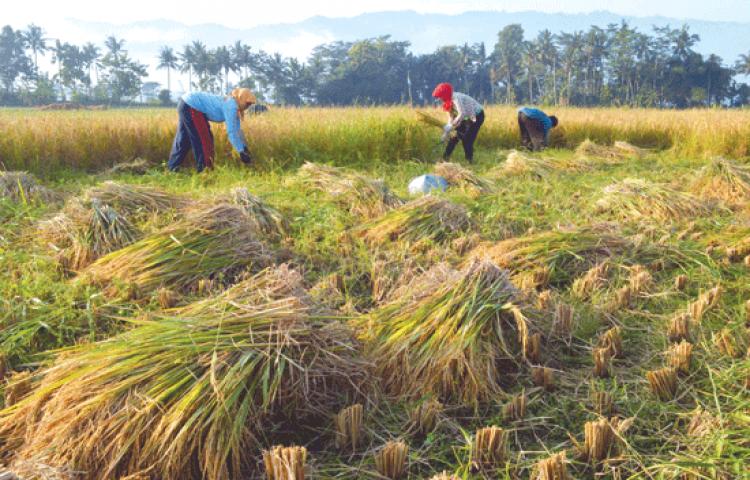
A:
[{"left": 0, "top": 108, "right": 749, "bottom": 480}]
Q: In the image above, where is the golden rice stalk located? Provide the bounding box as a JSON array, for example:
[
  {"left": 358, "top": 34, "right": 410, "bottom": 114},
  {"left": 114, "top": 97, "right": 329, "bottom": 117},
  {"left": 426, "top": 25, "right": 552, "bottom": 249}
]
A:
[
  {"left": 595, "top": 178, "right": 711, "bottom": 222},
  {"left": 0, "top": 354, "right": 6, "bottom": 383},
  {"left": 552, "top": 303, "right": 574, "bottom": 341},
  {"left": 499, "top": 150, "right": 558, "bottom": 178},
  {"left": 503, "top": 390, "right": 527, "bottom": 422},
  {"left": 4, "top": 371, "right": 32, "bottom": 407},
  {"left": 263, "top": 445, "right": 307, "bottom": 480},
  {"left": 334, "top": 404, "right": 364, "bottom": 452},
  {"left": 668, "top": 313, "right": 692, "bottom": 343},
  {"left": 156, "top": 287, "right": 180, "bottom": 309},
  {"left": 690, "top": 157, "right": 750, "bottom": 205},
  {"left": 675, "top": 274, "right": 688, "bottom": 291},
  {"left": 598, "top": 326, "right": 623, "bottom": 358},
  {"left": 571, "top": 261, "right": 610, "bottom": 300},
  {"left": 363, "top": 260, "right": 525, "bottom": 406},
  {"left": 687, "top": 286, "right": 721, "bottom": 323},
  {"left": 686, "top": 408, "right": 720, "bottom": 438},
  {"left": 429, "top": 472, "right": 459, "bottom": 480},
  {"left": 532, "top": 367, "right": 555, "bottom": 391},
  {"left": 0, "top": 298, "right": 366, "bottom": 480},
  {"left": 532, "top": 452, "right": 570, "bottom": 480},
  {"left": 83, "top": 181, "right": 183, "bottom": 219},
  {"left": 591, "top": 390, "right": 614, "bottom": 416},
  {"left": 357, "top": 196, "right": 472, "bottom": 247},
  {"left": 434, "top": 162, "right": 495, "bottom": 194},
  {"left": 524, "top": 333, "right": 542, "bottom": 364},
  {"left": 374, "top": 441, "right": 409, "bottom": 480},
  {"left": 606, "top": 285, "right": 633, "bottom": 312},
  {"left": 228, "top": 187, "right": 289, "bottom": 239},
  {"left": 105, "top": 157, "right": 153, "bottom": 175},
  {"left": 614, "top": 141, "right": 647, "bottom": 158},
  {"left": 81, "top": 204, "right": 272, "bottom": 295},
  {"left": 470, "top": 224, "right": 632, "bottom": 287},
  {"left": 628, "top": 264, "right": 653, "bottom": 294},
  {"left": 309, "top": 273, "right": 346, "bottom": 310},
  {"left": 593, "top": 347, "right": 612, "bottom": 378},
  {"left": 409, "top": 399, "right": 442, "bottom": 436},
  {"left": 580, "top": 418, "right": 621, "bottom": 463},
  {"left": 575, "top": 139, "right": 643, "bottom": 164},
  {"left": 297, "top": 162, "right": 403, "bottom": 219},
  {"left": 713, "top": 328, "right": 744, "bottom": 358},
  {"left": 415, "top": 110, "right": 446, "bottom": 129},
  {"left": 0, "top": 171, "right": 61, "bottom": 204},
  {"left": 471, "top": 426, "right": 508, "bottom": 471},
  {"left": 647, "top": 367, "right": 679, "bottom": 401},
  {"left": 369, "top": 252, "right": 422, "bottom": 305},
  {"left": 667, "top": 340, "right": 694, "bottom": 374},
  {"left": 537, "top": 290, "right": 553, "bottom": 310},
  {"left": 513, "top": 266, "right": 551, "bottom": 292}
]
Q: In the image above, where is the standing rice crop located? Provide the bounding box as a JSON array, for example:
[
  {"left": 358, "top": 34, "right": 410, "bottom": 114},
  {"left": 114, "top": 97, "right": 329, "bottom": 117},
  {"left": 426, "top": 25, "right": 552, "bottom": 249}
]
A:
[
  {"left": 595, "top": 178, "right": 712, "bottom": 222},
  {"left": 690, "top": 157, "right": 750, "bottom": 205},
  {"left": 362, "top": 260, "right": 527, "bottom": 405},
  {"left": 357, "top": 196, "right": 472, "bottom": 248},
  {"left": 80, "top": 204, "right": 272, "bottom": 296},
  {"left": 297, "top": 162, "right": 403, "bottom": 219},
  {"left": 0, "top": 298, "right": 366, "bottom": 480}
]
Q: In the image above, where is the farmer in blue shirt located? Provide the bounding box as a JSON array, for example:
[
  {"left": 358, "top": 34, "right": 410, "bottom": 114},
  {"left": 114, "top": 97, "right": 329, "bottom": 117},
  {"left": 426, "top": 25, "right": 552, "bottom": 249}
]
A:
[
  {"left": 168, "top": 88, "right": 256, "bottom": 172},
  {"left": 517, "top": 107, "right": 558, "bottom": 151}
]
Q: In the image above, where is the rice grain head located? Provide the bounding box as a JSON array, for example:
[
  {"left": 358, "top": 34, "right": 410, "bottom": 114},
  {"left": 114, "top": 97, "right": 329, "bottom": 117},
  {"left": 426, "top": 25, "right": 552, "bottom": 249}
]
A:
[
  {"left": 374, "top": 441, "right": 409, "bottom": 480},
  {"left": 498, "top": 150, "right": 557, "bottom": 178},
  {"left": 263, "top": 445, "right": 307, "bottom": 480},
  {"left": 4, "top": 371, "right": 32, "bottom": 407},
  {"left": 228, "top": 187, "right": 289, "bottom": 240}
]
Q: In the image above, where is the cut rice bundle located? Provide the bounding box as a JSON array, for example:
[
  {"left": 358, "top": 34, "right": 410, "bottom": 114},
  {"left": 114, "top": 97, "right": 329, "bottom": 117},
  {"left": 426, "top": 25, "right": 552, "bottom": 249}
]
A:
[
  {"left": 363, "top": 260, "right": 527, "bottom": 405},
  {"left": 263, "top": 446, "right": 307, "bottom": 480},
  {"left": 415, "top": 110, "right": 446, "bottom": 129},
  {"left": 578, "top": 417, "right": 626, "bottom": 464},
  {"left": 334, "top": 404, "right": 364, "bottom": 452},
  {"left": 647, "top": 367, "right": 679, "bottom": 401},
  {"left": 0, "top": 171, "right": 61, "bottom": 204},
  {"left": 104, "top": 158, "right": 153, "bottom": 176},
  {"left": 470, "top": 225, "right": 632, "bottom": 287},
  {"left": 297, "top": 162, "right": 403, "bottom": 219},
  {"left": 690, "top": 157, "right": 750, "bottom": 205},
  {"left": 667, "top": 340, "right": 694, "bottom": 374},
  {"left": 83, "top": 181, "right": 183, "bottom": 219},
  {"left": 471, "top": 426, "right": 508, "bottom": 471},
  {"left": 575, "top": 139, "right": 644, "bottom": 164},
  {"left": 374, "top": 441, "right": 408, "bottom": 480},
  {"left": 434, "top": 162, "right": 495, "bottom": 195},
  {"left": 227, "top": 187, "right": 289, "bottom": 240},
  {"left": 498, "top": 150, "right": 558, "bottom": 178},
  {"left": 595, "top": 178, "right": 711, "bottom": 222},
  {"left": 0, "top": 298, "right": 366, "bottom": 480},
  {"left": 80, "top": 204, "right": 272, "bottom": 296},
  {"left": 533, "top": 452, "right": 570, "bottom": 480},
  {"left": 357, "top": 196, "right": 472, "bottom": 248}
]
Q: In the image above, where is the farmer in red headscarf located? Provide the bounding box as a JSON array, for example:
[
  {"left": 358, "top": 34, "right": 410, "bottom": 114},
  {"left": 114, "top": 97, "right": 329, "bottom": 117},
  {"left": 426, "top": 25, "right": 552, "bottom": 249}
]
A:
[{"left": 432, "top": 82, "right": 485, "bottom": 163}]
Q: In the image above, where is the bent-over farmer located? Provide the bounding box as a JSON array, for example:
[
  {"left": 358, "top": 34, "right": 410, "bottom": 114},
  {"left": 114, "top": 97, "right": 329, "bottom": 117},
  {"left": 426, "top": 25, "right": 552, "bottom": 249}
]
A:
[
  {"left": 517, "top": 107, "right": 558, "bottom": 151},
  {"left": 432, "top": 82, "right": 485, "bottom": 163}
]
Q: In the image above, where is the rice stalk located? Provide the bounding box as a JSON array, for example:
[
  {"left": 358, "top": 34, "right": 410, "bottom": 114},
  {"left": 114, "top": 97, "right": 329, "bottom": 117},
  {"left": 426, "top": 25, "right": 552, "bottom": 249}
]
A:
[
  {"left": 595, "top": 178, "right": 711, "bottom": 222},
  {"left": 227, "top": 187, "right": 289, "bottom": 239},
  {"left": 104, "top": 157, "right": 153, "bottom": 175},
  {"left": 628, "top": 264, "right": 653, "bottom": 294},
  {"left": 532, "top": 367, "right": 555, "bottom": 391},
  {"left": 334, "top": 404, "right": 364, "bottom": 452},
  {"left": 647, "top": 367, "right": 679, "bottom": 401},
  {"left": 591, "top": 390, "right": 614, "bottom": 415},
  {"left": 713, "top": 328, "right": 744, "bottom": 358},
  {"left": 686, "top": 408, "right": 720, "bottom": 439},
  {"left": 434, "top": 162, "right": 495, "bottom": 195},
  {"left": 606, "top": 285, "right": 633, "bottom": 312},
  {"left": 415, "top": 110, "right": 445, "bottom": 129},
  {"left": 0, "top": 171, "right": 60, "bottom": 204},
  {"left": 571, "top": 261, "right": 610, "bottom": 300},
  {"left": 532, "top": 452, "right": 570, "bottom": 480},
  {"left": 156, "top": 287, "right": 180, "bottom": 309},
  {"left": 0, "top": 298, "right": 367, "bottom": 480},
  {"left": 408, "top": 399, "right": 442, "bottom": 436},
  {"left": 471, "top": 426, "right": 508, "bottom": 471},
  {"left": 525, "top": 333, "right": 542, "bottom": 364},
  {"left": 513, "top": 266, "right": 551, "bottom": 292},
  {"left": 374, "top": 441, "right": 408, "bottom": 480},
  {"left": 668, "top": 313, "right": 692, "bottom": 343},
  {"left": 687, "top": 286, "right": 721, "bottom": 323},
  {"left": 690, "top": 157, "right": 750, "bottom": 205},
  {"left": 363, "top": 260, "right": 526, "bottom": 406},
  {"left": 357, "top": 196, "right": 472, "bottom": 248},
  {"left": 575, "top": 139, "right": 644, "bottom": 164},
  {"left": 593, "top": 347, "right": 612, "bottom": 378},
  {"left": 263, "top": 445, "right": 307, "bottom": 480},
  {"left": 667, "top": 340, "right": 694, "bottom": 374},
  {"left": 297, "top": 162, "right": 403, "bottom": 219},
  {"left": 579, "top": 417, "right": 622, "bottom": 463},
  {"left": 0, "top": 355, "right": 5, "bottom": 383},
  {"left": 499, "top": 150, "right": 558, "bottom": 178},
  {"left": 83, "top": 181, "right": 183, "bottom": 219},
  {"left": 552, "top": 303, "right": 574, "bottom": 342},
  {"left": 675, "top": 274, "right": 688, "bottom": 291},
  {"left": 537, "top": 290, "right": 553, "bottom": 310},
  {"left": 598, "top": 326, "right": 623, "bottom": 358},
  {"left": 3, "top": 371, "right": 32, "bottom": 407},
  {"left": 81, "top": 204, "right": 272, "bottom": 296},
  {"left": 503, "top": 390, "right": 527, "bottom": 421}
]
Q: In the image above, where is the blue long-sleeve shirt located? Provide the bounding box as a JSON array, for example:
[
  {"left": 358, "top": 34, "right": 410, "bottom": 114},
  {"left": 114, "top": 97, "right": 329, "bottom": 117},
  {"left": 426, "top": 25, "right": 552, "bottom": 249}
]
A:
[
  {"left": 182, "top": 92, "right": 246, "bottom": 153},
  {"left": 518, "top": 107, "right": 553, "bottom": 139}
]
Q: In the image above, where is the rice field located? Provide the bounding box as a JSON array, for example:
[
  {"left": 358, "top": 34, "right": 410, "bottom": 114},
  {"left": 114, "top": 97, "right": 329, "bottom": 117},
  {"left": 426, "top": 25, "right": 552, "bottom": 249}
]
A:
[{"left": 0, "top": 107, "right": 749, "bottom": 480}]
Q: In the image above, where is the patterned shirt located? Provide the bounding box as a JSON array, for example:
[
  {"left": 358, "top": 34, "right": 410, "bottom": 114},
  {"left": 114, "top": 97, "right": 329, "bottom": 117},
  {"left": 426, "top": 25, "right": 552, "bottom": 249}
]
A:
[{"left": 449, "top": 92, "right": 484, "bottom": 127}]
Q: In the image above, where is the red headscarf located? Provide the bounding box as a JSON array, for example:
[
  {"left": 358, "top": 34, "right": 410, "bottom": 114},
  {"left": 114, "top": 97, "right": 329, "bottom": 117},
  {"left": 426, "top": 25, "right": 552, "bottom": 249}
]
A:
[{"left": 432, "top": 82, "right": 454, "bottom": 112}]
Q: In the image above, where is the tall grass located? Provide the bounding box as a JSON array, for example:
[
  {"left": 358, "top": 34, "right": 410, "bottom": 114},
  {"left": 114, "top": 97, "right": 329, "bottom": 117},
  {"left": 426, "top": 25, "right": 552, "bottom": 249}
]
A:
[{"left": 3, "top": 107, "right": 750, "bottom": 174}]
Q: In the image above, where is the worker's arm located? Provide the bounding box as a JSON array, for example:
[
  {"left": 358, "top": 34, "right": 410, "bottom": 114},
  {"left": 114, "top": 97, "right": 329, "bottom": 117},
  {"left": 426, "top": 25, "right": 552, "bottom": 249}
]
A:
[
  {"left": 451, "top": 97, "right": 465, "bottom": 127},
  {"left": 223, "top": 100, "right": 247, "bottom": 153}
]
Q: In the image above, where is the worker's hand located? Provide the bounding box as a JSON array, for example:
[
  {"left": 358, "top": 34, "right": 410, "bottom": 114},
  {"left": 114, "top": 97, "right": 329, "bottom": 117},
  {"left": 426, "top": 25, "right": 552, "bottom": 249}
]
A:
[
  {"left": 240, "top": 148, "right": 253, "bottom": 165},
  {"left": 443, "top": 123, "right": 453, "bottom": 134}
]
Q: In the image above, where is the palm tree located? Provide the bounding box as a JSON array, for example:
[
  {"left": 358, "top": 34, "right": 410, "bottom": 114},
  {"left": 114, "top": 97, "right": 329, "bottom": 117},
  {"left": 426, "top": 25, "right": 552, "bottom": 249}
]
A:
[
  {"left": 51, "top": 39, "right": 67, "bottom": 99},
  {"left": 81, "top": 42, "right": 100, "bottom": 93},
  {"left": 157, "top": 46, "right": 178, "bottom": 92},
  {"left": 213, "top": 45, "right": 235, "bottom": 93},
  {"left": 737, "top": 52, "right": 750, "bottom": 76},
  {"left": 231, "top": 41, "right": 253, "bottom": 81},
  {"left": 179, "top": 44, "right": 195, "bottom": 91},
  {"left": 23, "top": 24, "right": 47, "bottom": 74},
  {"left": 104, "top": 36, "right": 125, "bottom": 64}
]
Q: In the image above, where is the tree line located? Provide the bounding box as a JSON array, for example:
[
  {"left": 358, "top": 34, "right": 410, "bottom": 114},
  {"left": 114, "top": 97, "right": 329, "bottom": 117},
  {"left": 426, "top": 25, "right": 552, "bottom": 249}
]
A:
[{"left": 2, "top": 21, "right": 750, "bottom": 107}]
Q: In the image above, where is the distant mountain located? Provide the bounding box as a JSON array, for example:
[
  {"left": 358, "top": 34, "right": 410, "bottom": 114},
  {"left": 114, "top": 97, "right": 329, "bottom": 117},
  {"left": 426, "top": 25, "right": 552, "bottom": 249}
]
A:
[{"left": 64, "top": 10, "right": 750, "bottom": 89}]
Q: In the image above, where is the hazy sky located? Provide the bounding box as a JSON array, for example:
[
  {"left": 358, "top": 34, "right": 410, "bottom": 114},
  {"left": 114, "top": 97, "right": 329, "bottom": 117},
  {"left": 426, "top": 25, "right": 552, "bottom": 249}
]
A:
[{"left": 7, "top": 0, "right": 750, "bottom": 28}]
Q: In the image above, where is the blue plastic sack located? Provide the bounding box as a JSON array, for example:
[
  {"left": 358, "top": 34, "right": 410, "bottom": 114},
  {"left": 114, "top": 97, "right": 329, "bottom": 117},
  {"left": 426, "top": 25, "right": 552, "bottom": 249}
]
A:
[{"left": 408, "top": 174, "right": 448, "bottom": 195}]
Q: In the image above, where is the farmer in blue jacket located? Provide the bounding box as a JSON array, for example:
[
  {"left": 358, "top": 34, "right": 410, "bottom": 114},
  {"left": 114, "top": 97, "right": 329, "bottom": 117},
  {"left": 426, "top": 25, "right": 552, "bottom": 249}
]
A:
[
  {"left": 517, "top": 107, "right": 558, "bottom": 151},
  {"left": 168, "top": 88, "right": 256, "bottom": 172}
]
